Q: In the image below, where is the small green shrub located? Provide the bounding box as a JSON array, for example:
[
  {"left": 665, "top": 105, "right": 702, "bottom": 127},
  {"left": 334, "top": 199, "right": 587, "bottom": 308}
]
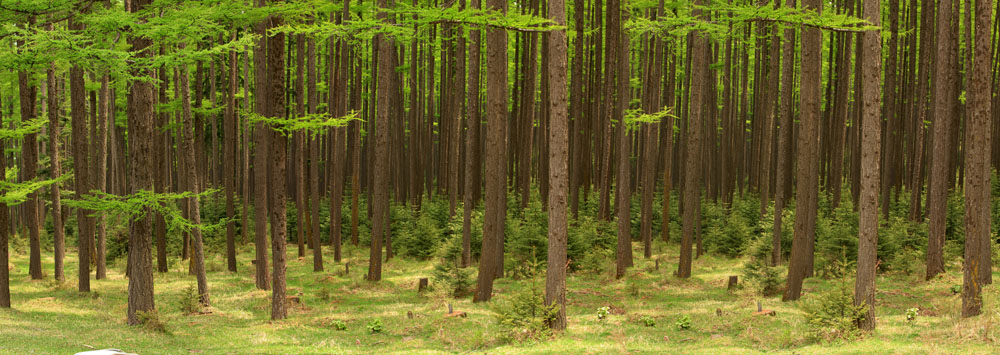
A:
[
  {"left": 799, "top": 257, "right": 867, "bottom": 342},
  {"left": 431, "top": 258, "right": 474, "bottom": 298},
  {"left": 743, "top": 258, "right": 783, "bottom": 296},
  {"left": 640, "top": 316, "right": 656, "bottom": 327},
  {"left": 578, "top": 247, "right": 613, "bottom": 275},
  {"left": 905, "top": 308, "right": 918, "bottom": 322},
  {"left": 597, "top": 306, "right": 610, "bottom": 321},
  {"left": 675, "top": 315, "right": 692, "bottom": 330},
  {"left": 492, "top": 282, "right": 559, "bottom": 343},
  {"left": 136, "top": 310, "right": 168, "bottom": 333},
  {"left": 366, "top": 319, "right": 384, "bottom": 334},
  {"left": 332, "top": 319, "right": 348, "bottom": 331},
  {"left": 178, "top": 284, "right": 201, "bottom": 314}
]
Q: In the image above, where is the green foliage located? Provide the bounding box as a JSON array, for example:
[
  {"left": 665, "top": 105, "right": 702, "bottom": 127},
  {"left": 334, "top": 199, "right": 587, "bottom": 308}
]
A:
[
  {"left": 431, "top": 258, "right": 474, "bottom": 298},
  {"left": 799, "top": 257, "right": 866, "bottom": 342},
  {"left": 491, "top": 282, "right": 559, "bottom": 343},
  {"left": 878, "top": 218, "right": 927, "bottom": 274},
  {"left": 626, "top": 1, "right": 875, "bottom": 42},
  {"left": 504, "top": 199, "right": 548, "bottom": 278},
  {"left": 596, "top": 306, "right": 610, "bottom": 321},
  {"left": 366, "top": 318, "right": 384, "bottom": 334},
  {"left": 568, "top": 215, "right": 616, "bottom": 271},
  {"left": 640, "top": 316, "right": 656, "bottom": 327},
  {"left": 675, "top": 314, "right": 692, "bottom": 330},
  {"left": 814, "top": 197, "right": 859, "bottom": 277},
  {"left": 742, "top": 244, "right": 783, "bottom": 297},
  {"left": 178, "top": 284, "right": 201, "bottom": 315},
  {"left": 394, "top": 204, "right": 443, "bottom": 260},
  {"left": 332, "top": 319, "right": 348, "bottom": 331},
  {"left": 135, "top": 310, "right": 169, "bottom": 334},
  {"left": 244, "top": 110, "right": 359, "bottom": 137},
  {"left": 702, "top": 194, "right": 761, "bottom": 258},
  {"left": 577, "top": 247, "right": 614, "bottom": 275},
  {"left": 905, "top": 308, "right": 919, "bottom": 322}
]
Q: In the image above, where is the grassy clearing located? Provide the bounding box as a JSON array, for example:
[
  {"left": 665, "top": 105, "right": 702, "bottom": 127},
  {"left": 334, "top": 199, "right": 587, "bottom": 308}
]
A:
[{"left": 2, "top": 240, "right": 1000, "bottom": 354}]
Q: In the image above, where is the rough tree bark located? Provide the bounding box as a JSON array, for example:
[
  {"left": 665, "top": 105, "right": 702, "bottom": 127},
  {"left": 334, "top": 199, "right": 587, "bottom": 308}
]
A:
[
  {"left": 368, "top": 0, "right": 394, "bottom": 282},
  {"left": 266, "top": 0, "right": 289, "bottom": 320},
  {"left": 179, "top": 46, "right": 211, "bottom": 305},
  {"left": 784, "top": 0, "right": 822, "bottom": 301},
  {"left": 927, "top": 0, "right": 956, "bottom": 280},
  {"left": 678, "top": 2, "right": 707, "bottom": 279},
  {"left": 474, "top": 0, "right": 508, "bottom": 303},
  {"left": 854, "top": 0, "right": 882, "bottom": 330},
  {"left": 545, "top": 0, "right": 569, "bottom": 330},
  {"left": 962, "top": 0, "right": 993, "bottom": 317},
  {"left": 46, "top": 60, "right": 64, "bottom": 282},
  {"left": 253, "top": 0, "right": 271, "bottom": 291},
  {"left": 125, "top": 0, "right": 156, "bottom": 325}
]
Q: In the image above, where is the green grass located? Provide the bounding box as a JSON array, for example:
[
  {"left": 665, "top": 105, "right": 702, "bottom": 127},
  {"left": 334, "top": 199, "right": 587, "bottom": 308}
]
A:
[{"left": 2, "top": 239, "right": 1000, "bottom": 354}]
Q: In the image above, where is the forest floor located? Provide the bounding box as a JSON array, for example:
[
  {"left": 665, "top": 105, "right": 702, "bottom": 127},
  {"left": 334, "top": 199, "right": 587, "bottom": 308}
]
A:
[{"left": 2, "top": 241, "right": 1000, "bottom": 354}]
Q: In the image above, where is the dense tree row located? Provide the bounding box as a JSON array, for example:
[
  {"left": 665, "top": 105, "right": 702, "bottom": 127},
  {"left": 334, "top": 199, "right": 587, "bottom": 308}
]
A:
[{"left": 0, "top": 0, "right": 995, "bottom": 332}]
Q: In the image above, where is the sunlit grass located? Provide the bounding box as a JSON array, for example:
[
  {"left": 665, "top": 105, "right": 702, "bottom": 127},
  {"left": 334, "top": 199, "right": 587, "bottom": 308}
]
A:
[{"left": 1, "top": 238, "right": 999, "bottom": 354}]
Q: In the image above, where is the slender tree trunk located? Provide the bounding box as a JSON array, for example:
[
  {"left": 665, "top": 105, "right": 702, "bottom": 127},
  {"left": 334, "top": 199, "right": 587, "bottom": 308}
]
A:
[
  {"left": 179, "top": 46, "right": 211, "bottom": 305},
  {"left": 155, "top": 53, "right": 169, "bottom": 274},
  {"left": 475, "top": 0, "right": 508, "bottom": 302},
  {"left": 678, "top": 3, "right": 707, "bottom": 279},
  {"left": 784, "top": 0, "right": 822, "bottom": 301},
  {"left": 855, "top": 0, "right": 882, "bottom": 330},
  {"left": 545, "top": 0, "right": 569, "bottom": 330},
  {"left": 225, "top": 31, "right": 239, "bottom": 273},
  {"left": 125, "top": 0, "right": 156, "bottom": 324},
  {"left": 0, "top": 88, "right": 10, "bottom": 307},
  {"left": 369, "top": 0, "right": 394, "bottom": 282},
  {"left": 46, "top": 60, "right": 65, "bottom": 282},
  {"left": 927, "top": 0, "right": 956, "bottom": 280},
  {"left": 18, "top": 61, "right": 42, "bottom": 281},
  {"left": 774, "top": 0, "right": 796, "bottom": 266},
  {"left": 253, "top": 0, "right": 271, "bottom": 291},
  {"left": 308, "top": 35, "right": 323, "bottom": 272},
  {"left": 962, "top": 0, "right": 993, "bottom": 317},
  {"left": 266, "top": 0, "right": 289, "bottom": 320},
  {"left": 463, "top": 0, "right": 482, "bottom": 268}
]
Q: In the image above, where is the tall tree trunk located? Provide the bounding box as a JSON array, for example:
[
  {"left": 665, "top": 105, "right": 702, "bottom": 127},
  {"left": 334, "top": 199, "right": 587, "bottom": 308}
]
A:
[
  {"left": 179, "top": 45, "right": 211, "bottom": 305},
  {"left": 774, "top": 0, "right": 796, "bottom": 266},
  {"left": 308, "top": 35, "right": 323, "bottom": 272},
  {"left": 463, "top": 0, "right": 482, "bottom": 268},
  {"left": 225, "top": 31, "right": 239, "bottom": 273},
  {"left": 475, "top": 0, "right": 508, "bottom": 302},
  {"left": 855, "top": 0, "right": 882, "bottom": 330},
  {"left": 46, "top": 60, "right": 65, "bottom": 282},
  {"left": 678, "top": 3, "right": 707, "bottom": 279},
  {"left": 784, "top": 0, "right": 822, "bottom": 301},
  {"left": 545, "top": 0, "right": 568, "bottom": 330},
  {"left": 125, "top": 0, "right": 156, "bottom": 324},
  {"left": 369, "top": 0, "right": 394, "bottom": 282},
  {"left": 155, "top": 52, "right": 169, "bottom": 274},
  {"left": 18, "top": 53, "right": 42, "bottom": 281},
  {"left": 266, "top": 0, "right": 289, "bottom": 320},
  {"left": 253, "top": 0, "right": 271, "bottom": 291},
  {"left": 927, "top": 0, "right": 956, "bottom": 280},
  {"left": 962, "top": 0, "right": 993, "bottom": 317},
  {"left": 0, "top": 87, "right": 10, "bottom": 307}
]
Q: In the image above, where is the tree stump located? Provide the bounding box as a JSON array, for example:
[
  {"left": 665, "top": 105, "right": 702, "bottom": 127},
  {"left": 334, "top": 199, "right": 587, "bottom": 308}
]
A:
[
  {"left": 344, "top": 262, "right": 350, "bottom": 275},
  {"left": 418, "top": 278, "right": 428, "bottom": 292},
  {"left": 727, "top": 275, "right": 738, "bottom": 290}
]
